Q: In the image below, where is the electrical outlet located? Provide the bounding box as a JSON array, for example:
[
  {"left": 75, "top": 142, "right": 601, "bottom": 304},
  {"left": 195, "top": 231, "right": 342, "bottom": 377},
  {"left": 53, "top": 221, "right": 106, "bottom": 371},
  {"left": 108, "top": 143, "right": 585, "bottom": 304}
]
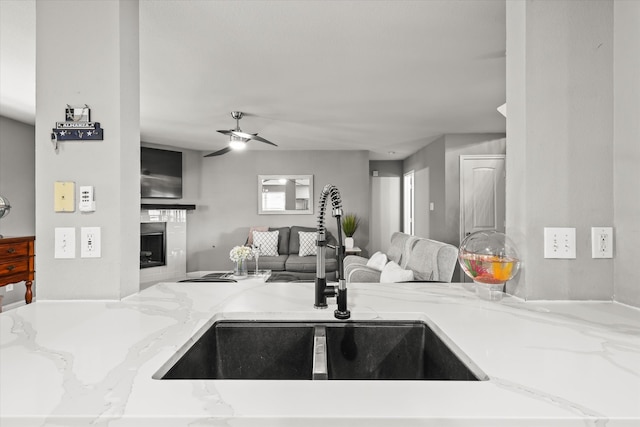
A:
[
  {"left": 5, "top": 284, "right": 13, "bottom": 292},
  {"left": 54, "top": 227, "right": 76, "bottom": 258},
  {"left": 544, "top": 227, "right": 576, "bottom": 259},
  {"left": 81, "top": 227, "right": 101, "bottom": 258},
  {"left": 591, "top": 227, "right": 613, "bottom": 258}
]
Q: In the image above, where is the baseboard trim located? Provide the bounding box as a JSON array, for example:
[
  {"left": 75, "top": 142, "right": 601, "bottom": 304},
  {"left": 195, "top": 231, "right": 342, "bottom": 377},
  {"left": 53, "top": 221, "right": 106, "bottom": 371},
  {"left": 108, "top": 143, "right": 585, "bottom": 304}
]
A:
[{"left": 1, "top": 300, "right": 27, "bottom": 312}]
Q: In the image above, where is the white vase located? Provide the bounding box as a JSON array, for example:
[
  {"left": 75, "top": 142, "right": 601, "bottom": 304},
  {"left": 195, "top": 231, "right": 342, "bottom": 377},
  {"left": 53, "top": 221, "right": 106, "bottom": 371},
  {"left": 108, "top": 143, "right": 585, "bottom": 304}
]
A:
[{"left": 345, "top": 237, "right": 354, "bottom": 250}]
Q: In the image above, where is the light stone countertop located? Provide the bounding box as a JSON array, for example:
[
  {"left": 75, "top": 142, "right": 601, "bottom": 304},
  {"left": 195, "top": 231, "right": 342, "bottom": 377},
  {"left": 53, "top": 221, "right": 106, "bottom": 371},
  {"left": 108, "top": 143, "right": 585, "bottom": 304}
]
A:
[{"left": 1, "top": 280, "right": 639, "bottom": 426}]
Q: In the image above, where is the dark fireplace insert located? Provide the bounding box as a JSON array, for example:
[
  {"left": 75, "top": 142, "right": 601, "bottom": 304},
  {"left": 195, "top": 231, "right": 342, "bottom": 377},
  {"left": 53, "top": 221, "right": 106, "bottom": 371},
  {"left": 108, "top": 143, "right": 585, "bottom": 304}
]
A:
[{"left": 140, "top": 222, "right": 166, "bottom": 269}]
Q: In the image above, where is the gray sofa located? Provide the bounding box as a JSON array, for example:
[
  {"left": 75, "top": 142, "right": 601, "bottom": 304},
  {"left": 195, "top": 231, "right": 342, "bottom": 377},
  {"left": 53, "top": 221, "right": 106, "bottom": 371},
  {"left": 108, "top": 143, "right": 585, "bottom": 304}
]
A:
[
  {"left": 344, "top": 232, "right": 458, "bottom": 283},
  {"left": 246, "top": 226, "right": 338, "bottom": 281}
]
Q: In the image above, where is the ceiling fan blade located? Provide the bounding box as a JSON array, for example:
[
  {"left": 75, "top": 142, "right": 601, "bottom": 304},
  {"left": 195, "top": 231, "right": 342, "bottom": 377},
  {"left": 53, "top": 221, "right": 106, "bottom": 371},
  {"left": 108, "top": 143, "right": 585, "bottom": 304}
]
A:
[
  {"left": 204, "top": 146, "right": 232, "bottom": 157},
  {"left": 230, "top": 130, "right": 277, "bottom": 147},
  {"left": 230, "top": 130, "right": 253, "bottom": 139},
  {"left": 217, "top": 129, "right": 233, "bottom": 136},
  {"left": 249, "top": 133, "right": 278, "bottom": 147}
]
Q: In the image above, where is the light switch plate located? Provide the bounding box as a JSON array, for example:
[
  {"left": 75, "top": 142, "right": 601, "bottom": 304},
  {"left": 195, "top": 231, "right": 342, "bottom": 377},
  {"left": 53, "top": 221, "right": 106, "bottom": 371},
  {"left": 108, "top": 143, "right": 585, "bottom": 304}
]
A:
[
  {"left": 544, "top": 227, "right": 576, "bottom": 259},
  {"left": 54, "top": 227, "right": 76, "bottom": 258},
  {"left": 54, "top": 181, "right": 75, "bottom": 212}
]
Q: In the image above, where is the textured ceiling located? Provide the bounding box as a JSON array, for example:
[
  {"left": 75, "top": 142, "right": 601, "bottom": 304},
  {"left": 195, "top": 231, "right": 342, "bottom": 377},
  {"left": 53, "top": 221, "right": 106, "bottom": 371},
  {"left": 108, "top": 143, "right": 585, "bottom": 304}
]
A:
[{"left": 0, "top": 0, "right": 506, "bottom": 160}]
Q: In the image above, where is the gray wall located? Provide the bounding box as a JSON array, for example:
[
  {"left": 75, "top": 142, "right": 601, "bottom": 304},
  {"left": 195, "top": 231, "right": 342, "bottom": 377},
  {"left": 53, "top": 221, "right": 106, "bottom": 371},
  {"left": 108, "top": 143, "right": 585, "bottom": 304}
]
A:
[
  {"left": 404, "top": 136, "right": 445, "bottom": 242},
  {"left": 0, "top": 116, "right": 35, "bottom": 307},
  {"left": 369, "top": 161, "right": 403, "bottom": 178},
  {"left": 403, "top": 134, "right": 506, "bottom": 246},
  {"left": 444, "top": 134, "right": 506, "bottom": 246},
  {"left": 34, "top": 0, "right": 140, "bottom": 301},
  {"left": 506, "top": 0, "right": 616, "bottom": 301},
  {"left": 613, "top": 0, "right": 640, "bottom": 307},
  {"left": 2, "top": 0, "right": 637, "bottom": 308},
  {"left": 186, "top": 150, "right": 370, "bottom": 272}
]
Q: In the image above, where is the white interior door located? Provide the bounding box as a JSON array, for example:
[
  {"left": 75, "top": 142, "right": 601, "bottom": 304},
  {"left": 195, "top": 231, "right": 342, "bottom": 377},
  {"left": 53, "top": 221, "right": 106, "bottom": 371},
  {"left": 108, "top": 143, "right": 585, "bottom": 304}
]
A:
[
  {"left": 460, "top": 155, "right": 506, "bottom": 240},
  {"left": 459, "top": 155, "right": 506, "bottom": 281},
  {"left": 460, "top": 156, "right": 505, "bottom": 245}
]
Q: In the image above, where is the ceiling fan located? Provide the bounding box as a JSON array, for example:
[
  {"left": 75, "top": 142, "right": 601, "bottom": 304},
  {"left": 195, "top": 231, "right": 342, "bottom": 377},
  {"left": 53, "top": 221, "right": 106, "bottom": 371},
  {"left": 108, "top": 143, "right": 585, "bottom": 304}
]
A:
[{"left": 204, "top": 111, "right": 278, "bottom": 157}]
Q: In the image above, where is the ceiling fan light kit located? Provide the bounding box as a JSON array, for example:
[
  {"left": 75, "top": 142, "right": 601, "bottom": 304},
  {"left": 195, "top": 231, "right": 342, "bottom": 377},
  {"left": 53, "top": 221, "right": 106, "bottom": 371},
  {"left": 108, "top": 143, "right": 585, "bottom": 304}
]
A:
[
  {"left": 229, "top": 135, "right": 247, "bottom": 150},
  {"left": 204, "top": 111, "right": 278, "bottom": 157}
]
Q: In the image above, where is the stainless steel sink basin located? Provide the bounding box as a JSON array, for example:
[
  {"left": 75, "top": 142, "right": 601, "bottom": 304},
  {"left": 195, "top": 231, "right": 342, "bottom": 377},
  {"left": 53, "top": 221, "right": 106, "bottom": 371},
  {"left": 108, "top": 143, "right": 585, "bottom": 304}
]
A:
[
  {"left": 157, "top": 322, "right": 315, "bottom": 380},
  {"left": 154, "top": 319, "right": 487, "bottom": 381},
  {"left": 324, "top": 322, "right": 480, "bottom": 380}
]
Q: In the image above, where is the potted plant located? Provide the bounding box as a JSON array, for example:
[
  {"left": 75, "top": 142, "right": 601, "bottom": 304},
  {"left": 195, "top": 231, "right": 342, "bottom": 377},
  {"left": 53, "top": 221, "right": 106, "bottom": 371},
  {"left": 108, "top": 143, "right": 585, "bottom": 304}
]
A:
[{"left": 342, "top": 213, "right": 360, "bottom": 249}]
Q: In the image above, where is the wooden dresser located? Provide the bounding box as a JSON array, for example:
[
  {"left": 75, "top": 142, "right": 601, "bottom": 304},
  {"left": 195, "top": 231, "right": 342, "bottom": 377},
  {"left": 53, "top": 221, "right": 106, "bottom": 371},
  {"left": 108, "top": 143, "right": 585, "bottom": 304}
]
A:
[{"left": 0, "top": 236, "right": 35, "bottom": 304}]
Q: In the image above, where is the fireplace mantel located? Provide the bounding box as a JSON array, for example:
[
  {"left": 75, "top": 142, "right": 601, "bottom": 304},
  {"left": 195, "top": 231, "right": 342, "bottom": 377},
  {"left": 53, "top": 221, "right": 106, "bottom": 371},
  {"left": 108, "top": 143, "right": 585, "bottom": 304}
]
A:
[{"left": 141, "top": 203, "right": 196, "bottom": 211}]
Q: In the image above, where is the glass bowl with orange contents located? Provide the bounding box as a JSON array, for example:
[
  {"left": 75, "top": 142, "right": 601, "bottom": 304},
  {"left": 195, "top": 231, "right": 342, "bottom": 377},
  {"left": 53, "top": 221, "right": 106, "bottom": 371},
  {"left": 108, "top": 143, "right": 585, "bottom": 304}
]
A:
[{"left": 458, "top": 231, "right": 521, "bottom": 301}]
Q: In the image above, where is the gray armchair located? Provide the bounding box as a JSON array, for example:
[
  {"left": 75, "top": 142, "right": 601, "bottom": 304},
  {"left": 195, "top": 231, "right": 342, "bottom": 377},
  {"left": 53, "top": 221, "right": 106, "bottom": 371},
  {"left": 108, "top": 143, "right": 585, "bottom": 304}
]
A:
[{"left": 345, "top": 232, "right": 458, "bottom": 283}]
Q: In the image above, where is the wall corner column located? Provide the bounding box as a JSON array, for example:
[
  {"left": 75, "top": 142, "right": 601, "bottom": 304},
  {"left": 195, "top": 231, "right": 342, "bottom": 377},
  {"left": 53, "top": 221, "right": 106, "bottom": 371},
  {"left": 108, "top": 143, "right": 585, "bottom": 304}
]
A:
[{"left": 35, "top": 0, "right": 140, "bottom": 300}]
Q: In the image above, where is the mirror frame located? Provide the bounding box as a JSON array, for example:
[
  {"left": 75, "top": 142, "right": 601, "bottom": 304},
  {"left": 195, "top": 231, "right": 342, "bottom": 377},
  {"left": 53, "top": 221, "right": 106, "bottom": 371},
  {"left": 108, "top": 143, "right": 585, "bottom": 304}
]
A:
[{"left": 258, "top": 174, "right": 314, "bottom": 215}]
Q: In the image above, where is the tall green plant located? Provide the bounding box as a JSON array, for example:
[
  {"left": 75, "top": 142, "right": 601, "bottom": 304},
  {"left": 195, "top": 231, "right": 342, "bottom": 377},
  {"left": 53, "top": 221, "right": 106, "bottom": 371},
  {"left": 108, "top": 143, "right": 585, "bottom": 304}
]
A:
[{"left": 342, "top": 213, "right": 360, "bottom": 237}]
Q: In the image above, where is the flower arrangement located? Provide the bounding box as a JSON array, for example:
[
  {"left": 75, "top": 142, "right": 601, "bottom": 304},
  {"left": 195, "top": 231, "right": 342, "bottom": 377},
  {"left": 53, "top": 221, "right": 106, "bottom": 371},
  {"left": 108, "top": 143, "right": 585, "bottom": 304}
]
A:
[{"left": 229, "top": 245, "right": 253, "bottom": 262}]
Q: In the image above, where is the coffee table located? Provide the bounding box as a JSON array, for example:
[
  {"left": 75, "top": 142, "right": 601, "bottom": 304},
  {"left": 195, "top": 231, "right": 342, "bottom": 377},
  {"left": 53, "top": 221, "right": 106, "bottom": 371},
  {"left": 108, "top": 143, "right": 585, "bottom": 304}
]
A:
[{"left": 182, "top": 270, "right": 271, "bottom": 283}]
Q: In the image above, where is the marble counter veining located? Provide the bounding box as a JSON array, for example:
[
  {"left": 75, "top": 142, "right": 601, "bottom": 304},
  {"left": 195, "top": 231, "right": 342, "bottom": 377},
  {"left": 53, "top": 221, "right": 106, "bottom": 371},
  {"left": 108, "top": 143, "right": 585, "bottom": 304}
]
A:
[{"left": 1, "top": 280, "right": 639, "bottom": 426}]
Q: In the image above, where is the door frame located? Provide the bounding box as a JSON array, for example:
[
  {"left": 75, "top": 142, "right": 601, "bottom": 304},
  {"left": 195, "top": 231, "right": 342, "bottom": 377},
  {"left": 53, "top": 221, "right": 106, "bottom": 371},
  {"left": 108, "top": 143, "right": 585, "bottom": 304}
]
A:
[{"left": 403, "top": 170, "right": 415, "bottom": 235}]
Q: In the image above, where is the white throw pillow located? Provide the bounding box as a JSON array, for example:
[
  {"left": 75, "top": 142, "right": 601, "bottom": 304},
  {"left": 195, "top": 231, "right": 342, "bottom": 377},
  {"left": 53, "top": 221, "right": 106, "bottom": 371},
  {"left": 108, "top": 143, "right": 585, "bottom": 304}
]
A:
[
  {"left": 252, "top": 230, "right": 279, "bottom": 256},
  {"left": 247, "top": 225, "right": 268, "bottom": 245},
  {"left": 298, "top": 231, "right": 317, "bottom": 257},
  {"left": 380, "top": 261, "right": 414, "bottom": 283},
  {"left": 366, "top": 251, "right": 388, "bottom": 271}
]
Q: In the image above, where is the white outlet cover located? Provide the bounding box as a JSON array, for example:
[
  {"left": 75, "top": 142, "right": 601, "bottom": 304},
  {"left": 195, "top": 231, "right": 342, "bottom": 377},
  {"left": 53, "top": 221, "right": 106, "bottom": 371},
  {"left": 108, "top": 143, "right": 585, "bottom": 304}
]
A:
[
  {"left": 591, "top": 227, "right": 613, "bottom": 258},
  {"left": 543, "top": 227, "right": 576, "bottom": 259},
  {"left": 81, "top": 227, "right": 101, "bottom": 258}
]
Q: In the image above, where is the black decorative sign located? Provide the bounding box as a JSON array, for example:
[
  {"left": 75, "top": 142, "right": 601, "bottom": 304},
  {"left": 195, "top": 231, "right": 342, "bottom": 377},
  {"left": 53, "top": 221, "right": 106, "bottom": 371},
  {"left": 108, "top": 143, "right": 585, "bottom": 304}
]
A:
[{"left": 51, "top": 105, "right": 104, "bottom": 142}]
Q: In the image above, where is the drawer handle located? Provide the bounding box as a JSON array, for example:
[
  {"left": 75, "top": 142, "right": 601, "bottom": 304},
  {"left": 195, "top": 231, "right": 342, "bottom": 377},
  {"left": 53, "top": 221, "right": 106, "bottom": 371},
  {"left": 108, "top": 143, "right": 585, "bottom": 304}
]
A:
[
  {"left": 6, "top": 248, "right": 16, "bottom": 254},
  {"left": 6, "top": 265, "right": 15, "bottom": 271}
]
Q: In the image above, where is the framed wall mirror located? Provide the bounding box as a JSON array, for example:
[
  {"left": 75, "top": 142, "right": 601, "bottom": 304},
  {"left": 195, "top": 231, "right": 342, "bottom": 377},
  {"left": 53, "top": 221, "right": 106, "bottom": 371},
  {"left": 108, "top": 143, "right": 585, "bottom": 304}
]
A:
[{"left": 258, "top": 175, "right": 314, "bottom": 215}]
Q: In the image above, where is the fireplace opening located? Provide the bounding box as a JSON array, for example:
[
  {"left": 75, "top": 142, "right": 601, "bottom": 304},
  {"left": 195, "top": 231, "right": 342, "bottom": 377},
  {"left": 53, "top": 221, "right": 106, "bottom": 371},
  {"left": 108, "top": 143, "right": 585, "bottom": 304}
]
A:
[{"left": 140, "top": 222, "right": 166, "bottom": 269}]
